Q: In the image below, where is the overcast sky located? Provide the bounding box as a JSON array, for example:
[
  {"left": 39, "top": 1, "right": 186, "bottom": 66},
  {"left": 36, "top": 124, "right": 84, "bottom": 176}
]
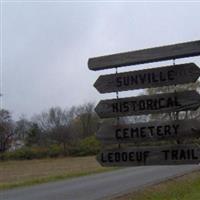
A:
[{"left": 1, "top": 1, "right": 200, "bottom": 119}]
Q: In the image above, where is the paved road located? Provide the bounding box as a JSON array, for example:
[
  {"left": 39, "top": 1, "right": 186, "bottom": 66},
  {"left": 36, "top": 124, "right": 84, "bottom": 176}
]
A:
[{"left": 1, "top": 165, "right": 199, "bottom": 200}]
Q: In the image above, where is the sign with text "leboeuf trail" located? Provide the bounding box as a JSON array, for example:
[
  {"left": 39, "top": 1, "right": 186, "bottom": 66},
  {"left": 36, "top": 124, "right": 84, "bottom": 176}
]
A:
[
  {"left": 97, "top": 144, "right": 200, "bottom": 167},
  {"left": 96, "top": 119, "right": 200, "bottom": 144},
  {"left": 95, "top": 90, "right": 200, "bottom": 118},
  {"left": 94, "top": 63, "right": 200, "bottom": 93}
]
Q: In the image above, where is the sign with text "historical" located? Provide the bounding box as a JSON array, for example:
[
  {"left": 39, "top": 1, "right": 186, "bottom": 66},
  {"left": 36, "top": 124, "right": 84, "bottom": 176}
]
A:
[
  {"left": 95, "top": 90, "right": 200, "bottom": 118},
  {"left": 94, "top": 63, "right": 200, "bottom": 93},
  {"left": 96, "top": 119, "right": 200, "bottom": 144},
  {"left": 88, "top": 40, "right": 200, "bottom": 71},
  {"left": 97, "top": 144, "right": 200, "bottom": 167}
]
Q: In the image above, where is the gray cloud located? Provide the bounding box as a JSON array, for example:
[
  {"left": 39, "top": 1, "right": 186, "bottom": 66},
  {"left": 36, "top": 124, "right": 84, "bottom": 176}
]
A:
[{"left": 1, "top": 1, "right": 200, "bottom": 119}]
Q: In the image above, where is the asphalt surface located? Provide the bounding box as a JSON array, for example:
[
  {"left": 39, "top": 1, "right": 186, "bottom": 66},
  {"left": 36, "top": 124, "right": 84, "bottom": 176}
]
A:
[{"left": 1, "top": 165, "right": 199, "bottom": 200}]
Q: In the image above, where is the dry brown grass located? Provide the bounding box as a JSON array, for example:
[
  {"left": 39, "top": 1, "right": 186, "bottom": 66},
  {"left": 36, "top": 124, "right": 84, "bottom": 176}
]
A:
[{"left": 0, "top": 156, "right": 111, "bottom": 189}]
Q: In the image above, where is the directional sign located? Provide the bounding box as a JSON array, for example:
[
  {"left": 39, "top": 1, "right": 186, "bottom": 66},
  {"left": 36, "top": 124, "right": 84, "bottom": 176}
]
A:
[
  {"left": 97, "top": 144, "right": 200, "bottom": 167},
  {"left": 88, "top": 40, "right": 200, "bottom": 71},
  {"left": 96, "top": 119, "right": 200, "bottom": 144},
  {"left": 95, "top": 90, "right": 200, "bottom": 118},
  {"left": 94, "top": 63, "right": 200, "bottom": 94}
]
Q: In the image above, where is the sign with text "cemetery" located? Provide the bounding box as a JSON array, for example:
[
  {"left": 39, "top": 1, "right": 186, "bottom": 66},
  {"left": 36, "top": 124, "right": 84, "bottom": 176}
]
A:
[
  {"left": 94, "top": 63, "right": 200, "bottom": 93},
  {"left": 88, "top": 40, "right": 200, "bottom": 70},
  {"left": 95, "top": 90, "right": 200, "bottom": 118},
  {"left": 97, "top": 144, "right": 200, "bottom": 167},
  {"left": 96, "top": 119, "right": 200, "bottom": 144}
]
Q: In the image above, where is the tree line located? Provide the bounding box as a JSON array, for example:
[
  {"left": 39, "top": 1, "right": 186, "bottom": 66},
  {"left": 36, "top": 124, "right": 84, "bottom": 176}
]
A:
[
  {"left": 1, "top": 81, "right": 200, "bottom": 159},
  {"left": 0, "top": 102, "right": 105, "bottom": 159}
]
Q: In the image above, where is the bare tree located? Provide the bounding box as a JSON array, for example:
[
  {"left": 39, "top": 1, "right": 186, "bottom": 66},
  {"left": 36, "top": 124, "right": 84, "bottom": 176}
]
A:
[
  {"left": 32, "top": 107, "right": 76, "bottom": 151},
  {"left": 25, "top": 123, "right": 42, "bottom": 147},
  {"left": 0, "top": 109, "right": 14, "bottom": 152},
  {"left": 74, "top": 102, "right": 99, "bottom": 138},
  {"left": 15, "top": 116, "right": 32, "bottom": 140},
  {"left": 146, "top": 81, "right": 200, "bottom": 121}
]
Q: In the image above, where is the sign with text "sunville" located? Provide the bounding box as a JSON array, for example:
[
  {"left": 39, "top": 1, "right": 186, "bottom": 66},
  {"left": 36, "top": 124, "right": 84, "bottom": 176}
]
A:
[
  {"left": 97, "top": 144, "right": 200, "bottom": 167},
  {"left": 95, "top": 90, "right": 200, "bottom": 118},
  {"left": 94, "top": 63, "right": 200, "bottom": 93},
  {"left": 96, "top": 119, "right": 200, "bottom": 144},
  {"left": 88, "top": 40, "right": 200, "bottom": 70}
]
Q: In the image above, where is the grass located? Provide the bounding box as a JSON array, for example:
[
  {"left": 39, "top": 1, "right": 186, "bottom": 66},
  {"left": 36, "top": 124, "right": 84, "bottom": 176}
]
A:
[
  {"left": 0, "top": 156, "right": 115, "bottom": 190},
  {"left": 113, "top": 169, "right": 200, "bottom": 200}
]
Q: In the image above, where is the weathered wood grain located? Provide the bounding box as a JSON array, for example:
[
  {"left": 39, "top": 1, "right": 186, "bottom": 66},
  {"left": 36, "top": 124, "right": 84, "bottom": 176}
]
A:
[
  {"left": 97, "top": 144, "right": 200, "bottom": 167},
  {"left": 88, "top": 40, "right": 200, "bottom": 70},
  {"left": 94, "top": 63, "right": 200, "bottom": 93},
  {"left": 95, "top": 90, "right": 200, "bottom": 118},
  {"left": 96, "top": 119, "right": 200, "bottom": 143}
]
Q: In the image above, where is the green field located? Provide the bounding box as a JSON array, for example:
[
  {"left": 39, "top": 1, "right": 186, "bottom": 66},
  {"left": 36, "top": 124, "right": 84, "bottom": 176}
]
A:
[
  {"left": 114, "top": 169, "right": 200, "bottom": 200},
  {"left": 0, "top": 156, "right": 115, "bottom": 190}
]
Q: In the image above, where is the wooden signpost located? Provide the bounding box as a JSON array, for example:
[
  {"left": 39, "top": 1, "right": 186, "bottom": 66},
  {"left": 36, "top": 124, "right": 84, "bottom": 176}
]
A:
[
  {"left": 97, "top": 144, "right": 200, "bottom": 167},
  {"left": 94, "top": 63, "right": 200, "bottom": 93},
  {"left": 88, "top": 40, "right": 200, "bottom": 70},
  {"left": 88, "top": 40, "right": 200, "bottom": 167},
  {"left": 95, "top": 90, "right": 200, "bottom": 118},
  {"left": 96, "top": 119, "right": 200, "bottom": 144}
]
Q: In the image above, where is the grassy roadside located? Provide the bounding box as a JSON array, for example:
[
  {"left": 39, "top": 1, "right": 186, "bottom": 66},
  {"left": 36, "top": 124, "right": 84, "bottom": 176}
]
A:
[
  {"left": 113, "top": 169, "right": 200, "bottom": 200},
  {"left": 0, "top": 156, "right": 116, "bottom": 190}
]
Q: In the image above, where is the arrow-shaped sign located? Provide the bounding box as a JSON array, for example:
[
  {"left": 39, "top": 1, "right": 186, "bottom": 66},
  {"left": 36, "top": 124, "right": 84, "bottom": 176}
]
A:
[
  {"left": 97, "top": 144, "right": 200, "bottom": 167},
  {"left": 95, "top": 90, "right": 200, "bottom": 118},
  {"left": 88, "top": 40, "right": 200, "bottom": 71},
  {"left": 94, "top": 63, "right": 200, "bottom": 94},
  {"left": 96, "top": 119, "right": 200, "bottom": 144}
]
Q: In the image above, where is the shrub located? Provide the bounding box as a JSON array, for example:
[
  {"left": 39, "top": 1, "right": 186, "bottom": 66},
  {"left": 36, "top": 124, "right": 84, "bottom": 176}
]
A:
[
  {"left": 0, "top": 152, "right": 8, "bottom": 160},
  {"left": 48, "top": 144, "right": 63, "bottom": 157},
  {"left": 0, "top": 136, "right": 101, "bottom": 160},
  {"left": 30, "top": 147, "right": 49, "bottom": 159},
  {"left": 70, "top": 136, "right": 100, "bottom": 156},
  {"left": 1, "top": 148, "right": 35, "bottom": 160},
  {"left": 0, "top": 147, "right": 49, "bottom": 160}
]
